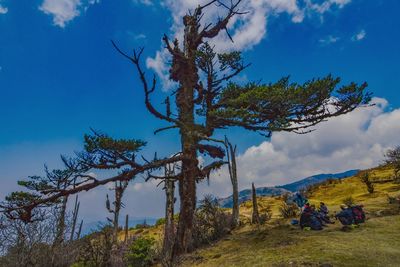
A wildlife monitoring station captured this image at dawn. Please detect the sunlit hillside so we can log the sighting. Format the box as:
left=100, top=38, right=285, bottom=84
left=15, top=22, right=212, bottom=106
left=179, top=165, right=400, bottom=267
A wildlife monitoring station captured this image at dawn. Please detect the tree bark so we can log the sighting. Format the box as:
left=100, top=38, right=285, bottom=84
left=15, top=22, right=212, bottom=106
left=54, top=195, right=68, bottom=245
left=69, top=195, right=79, bottom=242
left=113, top=187, right=121, bottom=244
left=125, top=214, right=129, bottom=243
left=173, top=133, right=198, bottom=256
left=172, top=20, right=200, bottom=256
left=251, top=183, right=260, bottom=225
left=77, top=219, right=83, bottom=240
left=162, top=179, right=175, bottom=265
left=225, top=137, right=239, bottom=228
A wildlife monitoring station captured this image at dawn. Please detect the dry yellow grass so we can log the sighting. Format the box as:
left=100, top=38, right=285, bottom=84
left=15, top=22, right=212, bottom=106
left=179, top=165, right=400, bottom=267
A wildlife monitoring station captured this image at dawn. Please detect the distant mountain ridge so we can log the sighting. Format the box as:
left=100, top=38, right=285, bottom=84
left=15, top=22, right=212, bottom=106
left=217, top=169, right=359, bottom=208
left=277, top=169, right=359, bottom=192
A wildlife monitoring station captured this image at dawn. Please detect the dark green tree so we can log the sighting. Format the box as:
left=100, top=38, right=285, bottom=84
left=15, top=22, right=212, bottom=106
left=1, top=0, right=371, bottom=262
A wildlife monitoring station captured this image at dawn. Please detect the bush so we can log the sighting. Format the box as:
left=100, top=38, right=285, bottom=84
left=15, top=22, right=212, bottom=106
left=155, top=214, right=179, bottom=227
left=125, top=237, right=156, bottom=267
left=360, top=172, right=374, bottom=194
left=74, top=227, right=114, bottom=267
left=259, top=203, right=272, bottom=224
left=279, top=202, right=298, bottom=219
left=193, top=195, right=231, bottom=247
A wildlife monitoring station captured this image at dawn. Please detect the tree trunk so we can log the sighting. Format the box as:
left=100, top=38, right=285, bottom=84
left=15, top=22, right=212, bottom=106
left=251, top=183, right=260, bottom=224
left=173, top=139, right=197, bottom=256
left=162, top=179, right=175, bottom=266
left=172, top=75, right=198, bottom=257
left=77, top=219, right=83, bottom=239
left=54, top=195, right=68, bottom=245
left=113, top=187, right=121, bottom=244
left=171, top=15, right=202, bottom=258
left=125, top=214, right=129, bottom=243
left=225, top=137, right=239, bottom=228
left=69, top=195, right=79, bottom=242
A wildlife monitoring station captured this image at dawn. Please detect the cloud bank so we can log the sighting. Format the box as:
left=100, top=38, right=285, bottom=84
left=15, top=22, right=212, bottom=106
left=198, top=97, right=400, bottom=198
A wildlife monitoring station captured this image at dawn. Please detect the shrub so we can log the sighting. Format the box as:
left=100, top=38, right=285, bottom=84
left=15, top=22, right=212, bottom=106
left=155, top=214, right=179, bottom=227
left=125, top=237, right=156, bottom=267
left=279, top=202, right=298, bottom=218
left=193, top=195, right=231, bottom=247
left=360, top=172, right=374, bottom=194
left=155, top=217, right=166, bottom=226
left=388, top=195, right=400, bottom=213
left=259, top=203, right=272, bottom=224
left=74, top=227, right=114, bottom=267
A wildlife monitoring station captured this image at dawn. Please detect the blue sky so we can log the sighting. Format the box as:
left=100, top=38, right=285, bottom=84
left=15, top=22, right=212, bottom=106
left=1, top=0, right=400, bottom=221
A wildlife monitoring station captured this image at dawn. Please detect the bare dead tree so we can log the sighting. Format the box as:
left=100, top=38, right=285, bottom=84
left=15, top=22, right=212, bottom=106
left=106, top=180, right=129, bottom=243
left=162, top=164, right=178, bottom=265
left=251, top=183, right=260, bottom=225
left=224, top=136, right=239, bottom=228
left=124, top=214, right=129, bottom=243
left=77, top=219, right=83, bottom=240
left=69, top=195, right=80, bottom=242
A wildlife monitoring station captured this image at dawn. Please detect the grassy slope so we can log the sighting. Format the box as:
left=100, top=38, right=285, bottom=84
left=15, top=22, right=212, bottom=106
left=181, top=165, right=400, bottom=267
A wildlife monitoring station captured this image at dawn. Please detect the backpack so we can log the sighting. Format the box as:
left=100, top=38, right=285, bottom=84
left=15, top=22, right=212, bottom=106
left=352, top=205, right=365, bottom=224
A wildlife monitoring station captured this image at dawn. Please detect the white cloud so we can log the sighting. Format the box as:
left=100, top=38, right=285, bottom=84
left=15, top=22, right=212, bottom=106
left=134, top=33, right=146, bottom=40
left=146, top=50, right=178, bottom=91
left=352, top=29, right=366, bottom=41
left=319, top=35, right=340, bottom=45
left=39, top=0, right=100, bottom=28
left=199, top=97, right=400, bottom=198
left=0, top=1, right=8, bottom=14
left=144, top=0, right=352, bottom=89
left=306, top=0, right=351, bottom=14
left=133, top=0, right=153, bottom=6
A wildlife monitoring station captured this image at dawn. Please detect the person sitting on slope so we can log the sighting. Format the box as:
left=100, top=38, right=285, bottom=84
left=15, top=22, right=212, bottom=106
left=300, top=203, right=323, bottom=230
left=335, top=204, right=354, bottom=226
left=318, top=202, right=334, bottom=224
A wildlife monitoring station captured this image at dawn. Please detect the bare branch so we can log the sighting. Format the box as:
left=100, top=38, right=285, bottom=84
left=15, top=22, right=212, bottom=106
left=111, top=40, right=180, bottom=125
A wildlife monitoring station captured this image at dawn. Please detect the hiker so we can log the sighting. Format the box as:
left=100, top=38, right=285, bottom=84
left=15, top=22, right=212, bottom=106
left=318, top=202, right=334, bottom=224
left=300, top=203, right=323, bottom=230
left=311, top=204, right=327, bottom=227
left=335, top=204, right=354, bottom=226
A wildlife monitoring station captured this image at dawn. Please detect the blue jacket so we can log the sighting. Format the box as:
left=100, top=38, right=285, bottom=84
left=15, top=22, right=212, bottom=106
left=336, top=208, right=354, bottom=225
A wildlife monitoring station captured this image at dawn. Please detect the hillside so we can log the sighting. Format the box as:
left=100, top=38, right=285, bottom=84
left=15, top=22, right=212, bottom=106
left=218, top=187, right=289, bottom=208
left=277, top=169, right=359, bottom=192
left=218, top=170, right=359, bottom=208
left=180, top=165, right=400, bottom=267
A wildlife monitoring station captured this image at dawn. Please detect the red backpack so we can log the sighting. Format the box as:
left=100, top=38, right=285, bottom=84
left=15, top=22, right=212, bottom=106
left=352, top=205, right=365, bottom=224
